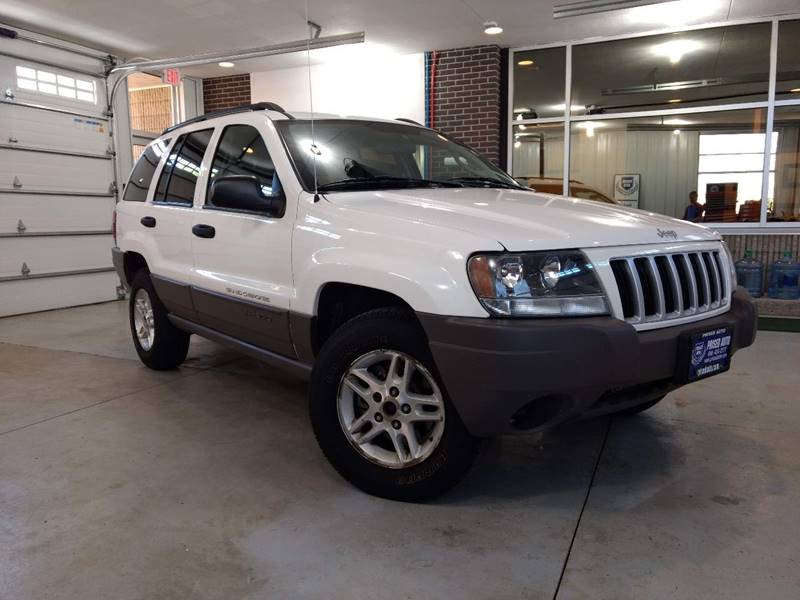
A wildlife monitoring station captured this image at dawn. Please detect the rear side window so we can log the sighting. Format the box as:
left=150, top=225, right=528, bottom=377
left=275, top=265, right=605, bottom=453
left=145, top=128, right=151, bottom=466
left=154, top=128, right=213, bottom=205
left=123, top=138, right=170, bottom=202
left=207, top=124, right=279, bottom=202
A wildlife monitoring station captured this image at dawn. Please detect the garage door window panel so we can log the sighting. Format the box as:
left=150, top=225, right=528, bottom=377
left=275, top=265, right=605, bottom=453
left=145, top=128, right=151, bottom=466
left=153, top=129, right=213, bottom=206
left=15, top=66, right=97, bottom=104
left=123, top=138, right=171, bottom=202
left=206, top=124, right=282, bottom=211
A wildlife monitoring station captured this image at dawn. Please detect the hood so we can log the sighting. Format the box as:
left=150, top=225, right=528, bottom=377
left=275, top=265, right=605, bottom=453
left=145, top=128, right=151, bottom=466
left=327, top=187, right=720, bottom=251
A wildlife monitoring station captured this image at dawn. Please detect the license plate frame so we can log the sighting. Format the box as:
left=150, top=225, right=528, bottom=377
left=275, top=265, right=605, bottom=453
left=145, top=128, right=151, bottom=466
left=676, top=325, right=734, bottom=384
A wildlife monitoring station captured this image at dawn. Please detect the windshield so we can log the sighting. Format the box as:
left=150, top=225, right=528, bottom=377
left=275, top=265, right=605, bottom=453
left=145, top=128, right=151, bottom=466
left=275, top=119, right=520, bottom=192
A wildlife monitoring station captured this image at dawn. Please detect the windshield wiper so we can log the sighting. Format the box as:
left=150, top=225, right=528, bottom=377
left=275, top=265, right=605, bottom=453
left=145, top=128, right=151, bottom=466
left=446, top=176, right=521, bottom=189
left=316, top=176, right=463, bottom=192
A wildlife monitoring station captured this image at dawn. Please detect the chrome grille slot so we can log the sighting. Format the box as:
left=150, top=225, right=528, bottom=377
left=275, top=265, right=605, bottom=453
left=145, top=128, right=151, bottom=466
left=610, top=247, right=731, bottom=326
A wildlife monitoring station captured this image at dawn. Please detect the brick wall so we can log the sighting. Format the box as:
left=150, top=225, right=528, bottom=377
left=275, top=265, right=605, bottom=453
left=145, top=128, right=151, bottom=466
left=427, top=46, right=504, bottom=166
left=202, top=74, right=251, bottom=113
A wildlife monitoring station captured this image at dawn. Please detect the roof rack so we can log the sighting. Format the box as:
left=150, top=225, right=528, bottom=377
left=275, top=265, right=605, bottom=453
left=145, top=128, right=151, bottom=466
left=395, top=118, right=423, bottom=126
left=162, top=102, right=294, bottom=135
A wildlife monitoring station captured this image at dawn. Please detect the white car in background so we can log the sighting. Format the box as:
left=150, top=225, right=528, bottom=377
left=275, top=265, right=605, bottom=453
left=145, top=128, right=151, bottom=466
left=112, top=103, right=757, bottom=501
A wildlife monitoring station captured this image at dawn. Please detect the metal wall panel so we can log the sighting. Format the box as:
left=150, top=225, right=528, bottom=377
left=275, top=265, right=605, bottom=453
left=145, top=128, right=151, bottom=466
left=0, top=235, right=114, bottom=278
left=0, top=192, right=113, bottom=234
left=0, top=102, right=110, bottom=156
left=0, top=147, right=113, bottom=194
left=0, top=271, right=118, bottom=317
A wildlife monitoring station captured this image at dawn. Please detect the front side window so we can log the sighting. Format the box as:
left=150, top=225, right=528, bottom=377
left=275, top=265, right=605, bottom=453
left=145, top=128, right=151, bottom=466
left=276, top=120, right=519, bottom=192
left=123, top=138, right=170, bottom=202
left=153, top=129, right=213, bottom=205
left=207, top=125, right=279, bottom=203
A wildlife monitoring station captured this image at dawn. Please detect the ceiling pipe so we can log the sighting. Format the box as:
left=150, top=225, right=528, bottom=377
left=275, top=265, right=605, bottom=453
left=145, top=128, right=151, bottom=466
left=106, top=30, right=364, bottom=109
left=109, top=31, right=364, bottom=74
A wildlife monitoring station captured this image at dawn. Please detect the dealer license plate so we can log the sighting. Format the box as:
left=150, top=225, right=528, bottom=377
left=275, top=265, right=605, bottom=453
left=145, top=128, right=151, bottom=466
left=681, top=326, right=733, bottom=382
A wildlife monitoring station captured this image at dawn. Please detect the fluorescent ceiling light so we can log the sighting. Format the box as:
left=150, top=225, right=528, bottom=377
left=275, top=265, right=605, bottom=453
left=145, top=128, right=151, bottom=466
left=791, top=88, right=800, bottom=93
left=553, top=0, right=675, bottom=19
left=576, top=121, right=604, bottom=137
left=552, top=103, right=585, bottom=112
left=517, top=59, right=535, bottom=67
left=484, top=22, right=503, bottom=35
left=513, top=107, right=531, bottom=114
left=668, top=98, right=682, bottom=103
left=673, top=129, right=681, bottom=135
left=663, top=118, right=691, bottom=125
left=514, top=140, right=522, bottom=148
left=218, top=61, right=235, bottom=68
left=652, top=39, right=702, bottom=64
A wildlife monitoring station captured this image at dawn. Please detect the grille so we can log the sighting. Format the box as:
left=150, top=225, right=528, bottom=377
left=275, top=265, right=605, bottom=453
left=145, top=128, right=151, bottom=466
left=610, top=250, right=730, bottom=325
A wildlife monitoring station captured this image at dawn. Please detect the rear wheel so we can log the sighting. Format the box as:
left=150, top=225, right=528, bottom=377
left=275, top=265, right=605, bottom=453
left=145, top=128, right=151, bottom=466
left=310, top=307, right=479, bottom=502
left=129, top=270, right=190, bottom=370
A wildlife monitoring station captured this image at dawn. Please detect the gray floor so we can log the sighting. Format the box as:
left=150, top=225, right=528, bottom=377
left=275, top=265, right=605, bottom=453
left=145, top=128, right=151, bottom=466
left=1, top=301, right=798, bottom=600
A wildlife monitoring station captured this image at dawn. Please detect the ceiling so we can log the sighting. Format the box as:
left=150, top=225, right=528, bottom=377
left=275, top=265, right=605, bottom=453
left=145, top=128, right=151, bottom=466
left=1, top=0, right=799, bottom=78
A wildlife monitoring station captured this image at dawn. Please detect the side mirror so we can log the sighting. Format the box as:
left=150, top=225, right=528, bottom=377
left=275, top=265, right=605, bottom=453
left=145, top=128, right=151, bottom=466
left=208, top=175, right=286, bottom=217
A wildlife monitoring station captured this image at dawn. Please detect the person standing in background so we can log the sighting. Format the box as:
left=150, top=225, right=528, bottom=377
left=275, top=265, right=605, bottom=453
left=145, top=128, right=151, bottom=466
left=683, top=190, right=704, bottom=222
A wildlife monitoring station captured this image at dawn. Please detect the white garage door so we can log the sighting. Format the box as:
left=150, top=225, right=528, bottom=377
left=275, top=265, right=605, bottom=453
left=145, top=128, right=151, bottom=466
left=0, top=34, right=120, bottom=317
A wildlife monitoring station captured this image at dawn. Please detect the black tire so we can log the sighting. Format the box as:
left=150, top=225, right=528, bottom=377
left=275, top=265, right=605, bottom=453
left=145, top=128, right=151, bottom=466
left=615, top=394, right=666, bottom=416
left=129, top=270, right=190, bottom=370
left=310, top=307, right=480, bottom=502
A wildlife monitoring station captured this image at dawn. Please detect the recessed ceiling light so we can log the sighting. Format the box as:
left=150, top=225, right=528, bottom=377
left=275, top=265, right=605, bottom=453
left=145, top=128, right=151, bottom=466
left=218, top=61, right=235, bottom=68
left=673, top=129, right=681, bottom=135
left=514, top=140, right=522, bottom=148
left=484, top=21, right=503, bottom=35
left=652, top=39, right=702, bottom=64
left=517, top=59, right=534, bottom=67
left=668, top=98, right=682, bottom=103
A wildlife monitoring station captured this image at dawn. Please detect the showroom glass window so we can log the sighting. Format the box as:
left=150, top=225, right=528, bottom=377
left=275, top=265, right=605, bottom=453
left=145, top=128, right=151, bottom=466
left=154, top=129, right=213, bottom=205
left=207, top=124, right=280, bottom=205
left=509, top=17, right=800, bottom=228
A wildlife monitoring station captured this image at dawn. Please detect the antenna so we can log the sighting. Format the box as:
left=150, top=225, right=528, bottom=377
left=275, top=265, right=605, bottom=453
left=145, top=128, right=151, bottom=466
left=305, top=2, right=320, bottom=202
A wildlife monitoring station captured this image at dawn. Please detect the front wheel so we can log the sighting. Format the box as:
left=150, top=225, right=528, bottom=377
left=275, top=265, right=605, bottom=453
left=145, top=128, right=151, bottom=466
left=310, top=307, right=479, bottom=502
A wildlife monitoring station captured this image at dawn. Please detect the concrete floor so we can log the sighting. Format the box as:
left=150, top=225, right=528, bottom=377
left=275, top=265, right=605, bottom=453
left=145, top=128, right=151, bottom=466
left=1, top=301, right=798, bottom=600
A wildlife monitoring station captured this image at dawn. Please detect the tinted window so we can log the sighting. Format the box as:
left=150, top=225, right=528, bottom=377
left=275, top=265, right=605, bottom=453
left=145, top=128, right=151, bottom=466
left=154, top=128, right=213, bottom=205
left=207, top=125, right=279, bottom=204
left=123, top=138, right=170, bottom=202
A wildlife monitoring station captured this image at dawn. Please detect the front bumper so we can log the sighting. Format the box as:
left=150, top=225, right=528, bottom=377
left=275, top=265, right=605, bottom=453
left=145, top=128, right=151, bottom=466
left=418, top=287, right=757, bottom=437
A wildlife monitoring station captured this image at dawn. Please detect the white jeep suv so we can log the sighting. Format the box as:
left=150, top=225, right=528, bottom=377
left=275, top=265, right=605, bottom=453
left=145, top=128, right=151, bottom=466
left=112, top=102, right=756, bottom=501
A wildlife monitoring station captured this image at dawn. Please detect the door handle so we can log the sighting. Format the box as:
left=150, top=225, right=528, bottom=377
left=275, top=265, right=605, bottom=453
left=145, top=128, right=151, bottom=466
left=192, top=224, right=216, bottom=238
left=140, top=216, right=156, bottom=228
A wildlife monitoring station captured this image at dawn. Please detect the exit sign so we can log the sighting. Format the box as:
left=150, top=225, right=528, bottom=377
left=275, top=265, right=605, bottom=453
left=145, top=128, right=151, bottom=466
left=162, top=68, right=181, bottom=86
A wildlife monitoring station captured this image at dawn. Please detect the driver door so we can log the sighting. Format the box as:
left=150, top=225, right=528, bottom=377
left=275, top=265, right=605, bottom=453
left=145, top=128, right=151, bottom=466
left=189, top=123, right=295, bottom=357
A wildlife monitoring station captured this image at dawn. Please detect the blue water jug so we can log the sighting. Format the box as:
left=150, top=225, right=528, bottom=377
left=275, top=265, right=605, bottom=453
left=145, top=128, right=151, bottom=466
left=767, top=251, right=800, bottom=300
left=735, top=249, right=763, bottom=297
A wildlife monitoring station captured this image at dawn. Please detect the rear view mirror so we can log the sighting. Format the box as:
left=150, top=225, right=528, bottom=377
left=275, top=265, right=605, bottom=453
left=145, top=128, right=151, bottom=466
left=208, top=175, right=285, bottom=217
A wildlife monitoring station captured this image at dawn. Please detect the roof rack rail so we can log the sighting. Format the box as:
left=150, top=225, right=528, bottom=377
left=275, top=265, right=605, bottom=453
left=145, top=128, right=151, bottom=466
left=395, top=118, right=423, bottom=126
left=162, top=102, right=294, bottom=135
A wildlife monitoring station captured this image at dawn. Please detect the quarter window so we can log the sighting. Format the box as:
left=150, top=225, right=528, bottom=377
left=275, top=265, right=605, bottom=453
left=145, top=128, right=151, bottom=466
left=154, top=129, right=213, bottom=205
left=123, top=138, right=170, bottom=202
left=207, top=124, right=280, bottom=203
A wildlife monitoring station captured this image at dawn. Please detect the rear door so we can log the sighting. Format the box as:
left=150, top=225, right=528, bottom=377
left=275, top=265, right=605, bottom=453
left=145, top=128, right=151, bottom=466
left=189, top=123, right=295, bottom=357
left=144, top=127, right=214, bottom=319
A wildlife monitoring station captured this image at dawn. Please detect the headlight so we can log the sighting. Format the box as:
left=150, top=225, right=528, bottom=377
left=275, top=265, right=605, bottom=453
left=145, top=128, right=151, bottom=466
left=721, top=241, right=738, bottom=293
left=467, top=251, right=609, bottom=317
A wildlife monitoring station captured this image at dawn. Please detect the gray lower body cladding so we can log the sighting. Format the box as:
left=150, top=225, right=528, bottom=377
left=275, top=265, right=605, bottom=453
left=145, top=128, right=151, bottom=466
left=417, top=288, right=757, bottom=437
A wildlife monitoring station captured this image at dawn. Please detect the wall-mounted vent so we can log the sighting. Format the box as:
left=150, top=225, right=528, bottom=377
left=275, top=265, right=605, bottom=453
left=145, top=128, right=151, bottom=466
left=554, top=0, right=676, bottom=19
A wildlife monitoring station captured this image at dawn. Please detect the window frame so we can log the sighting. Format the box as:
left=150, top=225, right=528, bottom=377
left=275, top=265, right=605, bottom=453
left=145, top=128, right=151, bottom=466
left=151, top=127, right=214, bottom=208
left=508, top=14, right=800, bottom=232
left=203, top=123, right=284, bottom=218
